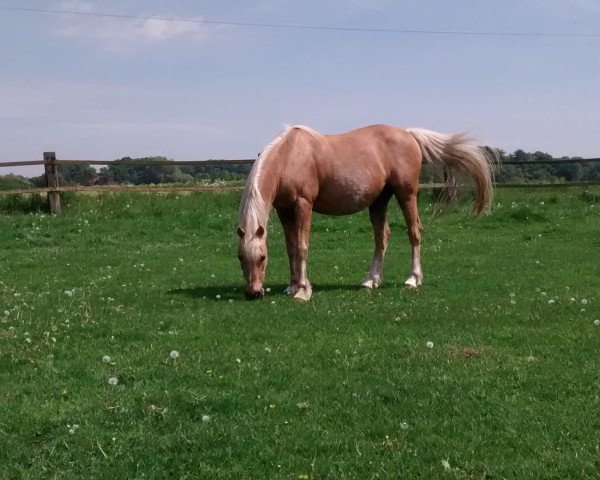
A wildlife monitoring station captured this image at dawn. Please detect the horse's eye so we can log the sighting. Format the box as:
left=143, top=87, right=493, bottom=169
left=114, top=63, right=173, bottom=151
left=238, top=254, right=243, bottom=261
left=259, top=255, right=266, bottom=263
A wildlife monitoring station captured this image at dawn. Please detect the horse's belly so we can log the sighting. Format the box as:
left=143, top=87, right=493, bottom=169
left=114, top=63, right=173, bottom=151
left=313, top=176, right=384, bottom=215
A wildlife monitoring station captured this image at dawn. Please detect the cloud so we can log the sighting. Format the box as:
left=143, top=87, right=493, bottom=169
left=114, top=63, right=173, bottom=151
left=53, top=1, right=213, bottom=52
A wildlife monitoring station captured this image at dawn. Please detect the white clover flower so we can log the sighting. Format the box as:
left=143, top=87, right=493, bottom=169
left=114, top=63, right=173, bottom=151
left=169, top=350, right=179, bottom=359
left=102, top=355, right=111, bottom=363
left=68, top=428, right=75, bottom=434
left=264, top=347, right=272, bottom=353
left=441, top=460, right=451, bottom=470
left=266, top=287, right=271, bottom=293
left=594, top=319, right=600, bottom=326
left=107, top=377, right=118, bottom=386
left=548, top=299, right=555, bottom=304
left=236, top=358, right=241, bottom=364
left=215, top=295, right=221, bottom=299
left=64, top=290, right=74, bottom=297
left=581, top=299, right=588, bottom=305
left=426, top=341, right=434, bottom=349
left=3, top=310, right=9, bottom=316
left=400, top=422, right=410, bottom=430
left=202, top=415, right=211, bottom=422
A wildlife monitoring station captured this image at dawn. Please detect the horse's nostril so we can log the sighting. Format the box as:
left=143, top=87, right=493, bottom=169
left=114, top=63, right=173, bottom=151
left=245, top=291, right=263, bottom=300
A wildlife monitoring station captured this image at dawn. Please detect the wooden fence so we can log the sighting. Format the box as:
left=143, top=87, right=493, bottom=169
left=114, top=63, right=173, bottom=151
left=1, top=153, right=599, bottom=214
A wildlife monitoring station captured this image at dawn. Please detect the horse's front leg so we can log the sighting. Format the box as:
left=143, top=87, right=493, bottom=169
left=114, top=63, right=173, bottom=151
left=361, top=197, right=391, bottom=289
left=276, top=208, right=300, bottom=295
left=292, top=198, right=313, bottom=301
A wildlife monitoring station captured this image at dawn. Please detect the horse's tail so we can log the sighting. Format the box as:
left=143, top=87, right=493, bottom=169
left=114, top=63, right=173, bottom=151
left=407, top=128, right=495, bottom=215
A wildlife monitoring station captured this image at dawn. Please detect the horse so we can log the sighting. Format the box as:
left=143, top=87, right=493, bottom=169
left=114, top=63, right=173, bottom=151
left=237, top=124, right=494, bottom=301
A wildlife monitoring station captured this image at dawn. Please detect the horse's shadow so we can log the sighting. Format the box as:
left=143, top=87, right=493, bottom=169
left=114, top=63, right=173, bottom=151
left=167, top=282, right=366, bottom=301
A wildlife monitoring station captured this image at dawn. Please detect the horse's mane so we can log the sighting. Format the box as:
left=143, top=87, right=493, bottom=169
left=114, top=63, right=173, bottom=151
left=239, top=125, right=308, bottom=233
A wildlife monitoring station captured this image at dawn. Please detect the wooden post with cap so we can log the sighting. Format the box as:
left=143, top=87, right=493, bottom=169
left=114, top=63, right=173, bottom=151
left=44, top=152, right=61, bottom=214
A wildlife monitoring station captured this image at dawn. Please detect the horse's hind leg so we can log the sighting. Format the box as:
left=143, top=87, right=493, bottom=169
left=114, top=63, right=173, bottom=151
left=361, top=195, right=392, bottom=289
left=397, top=192, right=423, bottom=289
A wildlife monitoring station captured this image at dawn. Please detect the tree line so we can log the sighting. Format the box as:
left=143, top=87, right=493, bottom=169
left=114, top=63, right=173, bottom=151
left=1, top=150, right=599, bottom=191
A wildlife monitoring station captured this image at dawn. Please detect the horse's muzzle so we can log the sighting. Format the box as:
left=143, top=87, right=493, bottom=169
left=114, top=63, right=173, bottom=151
left=245, top=289, right=265, bottom=300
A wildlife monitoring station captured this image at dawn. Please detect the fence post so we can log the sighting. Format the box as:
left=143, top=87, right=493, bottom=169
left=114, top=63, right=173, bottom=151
left=44, top=152, right=61, bottom=214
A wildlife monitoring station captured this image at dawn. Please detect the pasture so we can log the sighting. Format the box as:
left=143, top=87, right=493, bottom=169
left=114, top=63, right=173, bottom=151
left=1, top=187, right=599, bottom=479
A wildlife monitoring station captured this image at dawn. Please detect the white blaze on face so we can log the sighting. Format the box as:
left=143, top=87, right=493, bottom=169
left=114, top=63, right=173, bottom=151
left=237, top=225, right=268, bottom=297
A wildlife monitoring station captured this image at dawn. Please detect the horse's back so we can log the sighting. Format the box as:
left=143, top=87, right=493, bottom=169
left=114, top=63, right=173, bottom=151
left=274, top=125, right=422, bottom=215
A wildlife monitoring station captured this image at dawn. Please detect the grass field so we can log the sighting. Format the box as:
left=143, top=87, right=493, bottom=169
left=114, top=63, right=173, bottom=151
left=1, top=187, right=599, bottom=479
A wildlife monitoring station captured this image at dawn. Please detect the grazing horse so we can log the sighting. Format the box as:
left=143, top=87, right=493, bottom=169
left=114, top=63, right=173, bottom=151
left=237, top=124, right=494, bottom=301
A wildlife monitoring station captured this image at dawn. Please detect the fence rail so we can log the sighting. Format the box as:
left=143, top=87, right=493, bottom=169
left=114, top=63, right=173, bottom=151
left=2, top=153, right=600, bottom=213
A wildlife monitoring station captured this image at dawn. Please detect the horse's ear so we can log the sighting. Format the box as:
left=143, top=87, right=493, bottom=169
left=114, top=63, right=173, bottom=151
left=237, top=227, right=245, bottom=238
left=255, top=225, right=265, bottom=238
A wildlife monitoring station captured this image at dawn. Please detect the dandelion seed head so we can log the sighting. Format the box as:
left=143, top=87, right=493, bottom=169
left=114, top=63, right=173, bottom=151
left=169, top=350, right=179, bottom=359
left=426, top=341, right=434, bottom=349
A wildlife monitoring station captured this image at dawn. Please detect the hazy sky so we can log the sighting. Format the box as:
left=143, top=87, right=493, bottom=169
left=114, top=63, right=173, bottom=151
left=1, top=0, right=599, bottom=177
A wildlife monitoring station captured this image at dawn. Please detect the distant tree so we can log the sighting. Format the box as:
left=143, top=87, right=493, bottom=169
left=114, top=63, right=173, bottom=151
left=57, top=164, right=97, bottom=186
left=0, top=174, right=33, bottom=191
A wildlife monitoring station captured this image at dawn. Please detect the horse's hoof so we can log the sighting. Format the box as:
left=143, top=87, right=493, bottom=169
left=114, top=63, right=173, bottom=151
left=284, top=285, right=298, bottom=295
left=292, top=288, right=312, bottom=301
left=404, top=276, right=421, bottom=289
left=361, top=276, right=381, bottom=289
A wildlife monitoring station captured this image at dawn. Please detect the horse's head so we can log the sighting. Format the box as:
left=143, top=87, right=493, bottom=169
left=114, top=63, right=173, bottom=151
left=237, top=225, right=268, bottom=299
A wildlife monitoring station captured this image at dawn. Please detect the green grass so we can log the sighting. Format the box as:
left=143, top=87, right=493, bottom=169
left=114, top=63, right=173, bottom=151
left=1, top=188, right=599, bottom=479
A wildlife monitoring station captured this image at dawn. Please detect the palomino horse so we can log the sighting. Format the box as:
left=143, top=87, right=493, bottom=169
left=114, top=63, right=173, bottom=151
left=237, top=124, right=494, bottom=300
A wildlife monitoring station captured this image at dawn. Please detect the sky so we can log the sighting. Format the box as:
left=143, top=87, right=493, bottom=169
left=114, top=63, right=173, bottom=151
left=1, top=0, right=599, bottom=177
